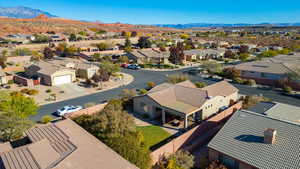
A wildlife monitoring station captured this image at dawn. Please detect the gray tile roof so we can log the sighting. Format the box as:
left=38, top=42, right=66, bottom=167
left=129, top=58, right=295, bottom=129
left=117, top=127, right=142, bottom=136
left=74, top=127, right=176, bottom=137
left=234, top=61, right=292, bottom=74
left=248, top=102, right=300, bottom=124
left=208, top=110, right=300, bottom=169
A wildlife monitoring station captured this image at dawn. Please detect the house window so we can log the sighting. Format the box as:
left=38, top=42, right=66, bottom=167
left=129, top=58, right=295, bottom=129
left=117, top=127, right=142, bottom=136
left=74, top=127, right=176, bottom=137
left=261, top=73, right=266, bottom=78
left=140, top=102, right=148, bottom=112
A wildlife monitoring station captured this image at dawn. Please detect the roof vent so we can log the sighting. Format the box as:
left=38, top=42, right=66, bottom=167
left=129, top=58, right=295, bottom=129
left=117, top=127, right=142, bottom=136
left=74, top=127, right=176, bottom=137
left=264, top=128, right=277, bottom=144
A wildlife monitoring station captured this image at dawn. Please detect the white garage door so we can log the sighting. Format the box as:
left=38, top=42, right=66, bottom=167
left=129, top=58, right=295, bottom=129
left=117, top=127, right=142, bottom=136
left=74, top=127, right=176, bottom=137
left=53, top=75, right=71, bottom=86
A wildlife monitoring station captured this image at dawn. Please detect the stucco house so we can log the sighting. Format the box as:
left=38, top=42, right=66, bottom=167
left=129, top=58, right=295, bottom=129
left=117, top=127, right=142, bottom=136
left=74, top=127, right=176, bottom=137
left=184, top=49, right=226, bottom=60
left=208, top=103, right=300, bottom=169
left=76, top=63, right=99, bottom=79
left=133, top=80, right=238, bottom=128
left=0, top=66, right=7, bottom=85
left=0, top=119, right=138, bottom=169
left=233, top=60, right=300, bottom=89
left=25, top=61, right=76, bottom=86
left=127, top=49, right=170, bottom=64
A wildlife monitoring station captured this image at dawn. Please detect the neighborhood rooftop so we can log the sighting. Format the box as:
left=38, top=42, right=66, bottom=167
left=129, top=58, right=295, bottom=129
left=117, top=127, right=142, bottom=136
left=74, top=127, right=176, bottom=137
left=0, top=119, right=138, bottom=169
left=234, top=61, right=293, bottom=74
left=248, top=102, right=300, bottom=123
left=146, top=80, right=238, bottom=114
left=208, top=110, right=300, bottom=169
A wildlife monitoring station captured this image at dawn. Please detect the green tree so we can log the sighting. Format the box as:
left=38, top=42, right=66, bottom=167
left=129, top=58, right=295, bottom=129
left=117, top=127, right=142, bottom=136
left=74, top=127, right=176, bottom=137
left=69, top=33, right=77, bottom=41
left=95, top=43, right=109, bottom=51
left=0, top=113, right=33, bottom=141
left=137, top=37, right=152, bottom=48
left=100, top=61, right=120, bottom=76
left=258, top=50, right=278, bottom=59
left=0, top=92, right=38, bottom=141
left=239, top=53, right=250, bottom=61
left=194, top=82, right=207, bottom=88
left=12, top=48, right=32, bottom=56
left=0, top=50, right=8, bottom=68
left=0, top=93, right=39, bottom=119
left=202, top=61, right=223, bottom=74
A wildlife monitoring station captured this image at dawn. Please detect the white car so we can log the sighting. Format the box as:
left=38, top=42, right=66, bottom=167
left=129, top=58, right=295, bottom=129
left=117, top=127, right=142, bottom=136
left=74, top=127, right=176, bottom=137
left=56, top=105, right=83, bottom=116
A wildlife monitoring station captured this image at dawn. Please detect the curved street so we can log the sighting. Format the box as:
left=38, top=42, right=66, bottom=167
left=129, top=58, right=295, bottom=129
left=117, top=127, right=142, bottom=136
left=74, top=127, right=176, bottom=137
left=32, top=68, right=300, bottom=121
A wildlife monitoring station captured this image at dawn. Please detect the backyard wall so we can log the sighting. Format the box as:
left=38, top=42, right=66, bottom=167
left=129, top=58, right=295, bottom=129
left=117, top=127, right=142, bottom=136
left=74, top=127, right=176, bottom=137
left=150, top=101, right=242, bottom=164
left=64, top=103, right=108, bottom=118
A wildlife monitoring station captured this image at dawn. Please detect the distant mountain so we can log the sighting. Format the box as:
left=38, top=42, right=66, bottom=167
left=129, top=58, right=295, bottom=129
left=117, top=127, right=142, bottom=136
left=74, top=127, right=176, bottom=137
left=155, top=23, right=300, bottom=29
left=0, top=6, right=57, bottom=19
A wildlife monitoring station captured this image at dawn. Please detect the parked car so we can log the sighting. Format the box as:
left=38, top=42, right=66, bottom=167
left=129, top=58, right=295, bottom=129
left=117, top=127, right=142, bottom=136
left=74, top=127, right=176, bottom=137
left=127, top=64, right=141, bottom=70
left=121, top=63, right=129, bottom=68
left=56, top=105, right=83, bottom=116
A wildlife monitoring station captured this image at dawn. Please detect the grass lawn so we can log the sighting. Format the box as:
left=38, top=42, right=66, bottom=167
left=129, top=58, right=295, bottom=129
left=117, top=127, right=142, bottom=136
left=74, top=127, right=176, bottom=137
left=136, top=125, right=171, bottom=150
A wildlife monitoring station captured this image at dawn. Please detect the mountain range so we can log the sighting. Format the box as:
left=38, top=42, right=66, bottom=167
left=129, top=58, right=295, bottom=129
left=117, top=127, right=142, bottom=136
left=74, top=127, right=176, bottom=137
left=155, top=23, right=300, bottom=29
left=0, top=6, right=57, bottom=18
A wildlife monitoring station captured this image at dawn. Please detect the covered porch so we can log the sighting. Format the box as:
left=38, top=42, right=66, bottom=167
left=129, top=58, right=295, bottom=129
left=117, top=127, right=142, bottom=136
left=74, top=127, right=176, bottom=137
left=155, top=106, right=203, bottom=129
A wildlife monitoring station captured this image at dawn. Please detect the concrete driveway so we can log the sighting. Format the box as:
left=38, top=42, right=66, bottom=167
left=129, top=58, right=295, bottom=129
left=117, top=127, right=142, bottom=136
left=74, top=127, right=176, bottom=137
left=58, top=83, right=86, bottom=98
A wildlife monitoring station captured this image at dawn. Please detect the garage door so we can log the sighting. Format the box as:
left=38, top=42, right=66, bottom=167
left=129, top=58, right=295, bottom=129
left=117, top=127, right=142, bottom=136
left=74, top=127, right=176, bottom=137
left=53, top=75, right=71, bottom=86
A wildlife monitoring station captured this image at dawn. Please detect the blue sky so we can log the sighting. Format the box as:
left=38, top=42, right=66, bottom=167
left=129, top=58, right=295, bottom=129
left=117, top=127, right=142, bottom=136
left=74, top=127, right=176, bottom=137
left=1, top=0, right=300, bottom=24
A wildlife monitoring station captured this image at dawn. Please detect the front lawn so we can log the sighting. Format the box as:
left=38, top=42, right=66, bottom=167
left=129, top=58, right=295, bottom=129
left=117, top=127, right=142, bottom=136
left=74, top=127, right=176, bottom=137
left=136, top=125, right=171, bottom=150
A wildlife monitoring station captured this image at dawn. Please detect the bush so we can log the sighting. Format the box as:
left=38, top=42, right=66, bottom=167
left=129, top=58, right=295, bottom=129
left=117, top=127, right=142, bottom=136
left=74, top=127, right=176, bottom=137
left=246, top=79, right=256, bottom=86
left=194, top=82, right=207, bottom=88
left=168, top=73, right=189, bottom=84
left=233, top=77, right=245, bottom=84
left=84, top=102, right=96, bottom=108
left=142, top=113, right=150, bottom=119
left=40, top=115, right=54, bottom=124
left=139, top=88, right=148, bottom=95
left=7, top=80, right=14, bottom=85
left=283, top=85, right=293, bottom=94
left=20, top=88, right=30, bottom=94
left=45, top=89, right=52, bottom=93
left=147, top=81, right=156, bottom=89
left=242, top=95, right=271, bottom=109
left=27, top=89, right=39, bottom=96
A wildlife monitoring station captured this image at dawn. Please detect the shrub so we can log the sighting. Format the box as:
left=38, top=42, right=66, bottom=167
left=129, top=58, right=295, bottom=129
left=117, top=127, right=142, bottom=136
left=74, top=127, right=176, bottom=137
left=139, top=89, right=148, bottom=95
left=283, top=85, right=293, bottom=94
left=233, top=77, right=245, bottom=84
left=45, top=89, right=52, bottom=93
left=194, top=82, right=207, bottom=88
left=142, top=113, right=150, bottom=119
left=147, top=81, right=156, bottom=89
left=7, top=80, right=14, bottom=85
left=20, top=88, right=30, bottom=94
left=40, top=115, right=54, bottom=124
left=246, top=79, right=256, bottom=86
left=84, top=102, right=96, bottom=108
left=27, top=89, right=39, bottom=96
left=168, top=73, right=189, bottom=84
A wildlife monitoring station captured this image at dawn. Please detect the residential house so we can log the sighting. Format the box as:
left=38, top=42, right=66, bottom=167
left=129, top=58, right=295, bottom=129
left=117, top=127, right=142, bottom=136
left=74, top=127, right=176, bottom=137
left=208, top=104, right=300, bottom=169
left=75, top=63, right=99, bottom=79
left=0, top=67, right=7, bottom=85
left=133, top=80, right=238, bottom=128
left=25, top=60, right=76, bottom=86
left=127, top=49, right=170, bottom=64
left=50, top=34, right=66, bottom=42
left=234, top=60, right=300, bottom=89
left=0, top=119, right=138, bottom=169
left=184, top=49, right=226, bottom=60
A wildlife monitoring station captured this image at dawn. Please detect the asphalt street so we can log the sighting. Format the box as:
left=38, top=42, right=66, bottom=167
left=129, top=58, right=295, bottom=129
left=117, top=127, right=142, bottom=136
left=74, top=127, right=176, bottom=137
left=32, top=68, right=300, bottom=121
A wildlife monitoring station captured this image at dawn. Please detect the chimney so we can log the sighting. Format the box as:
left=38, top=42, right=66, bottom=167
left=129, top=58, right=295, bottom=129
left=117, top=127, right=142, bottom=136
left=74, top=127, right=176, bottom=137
left=264, top=128, right=277, bottom=144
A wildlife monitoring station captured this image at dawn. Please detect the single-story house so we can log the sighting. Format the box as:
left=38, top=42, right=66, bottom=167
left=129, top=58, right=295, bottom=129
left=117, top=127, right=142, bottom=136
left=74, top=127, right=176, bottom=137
left=133, top=80, right=238, bottom=128
left=234, top=61, right=300, bottom=89
left=75, top=63, right=99, bottom=79
left=184, top=49, right=226, bottom=60
left=0, top=119, right=138, bottom=169
left=0, top=66, right=7, bottom=85
left=127, top=49, right=170, bottom=64
left=25, top=61, right=76, bottom=86
left=208, top=105, right=300, bottom=169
